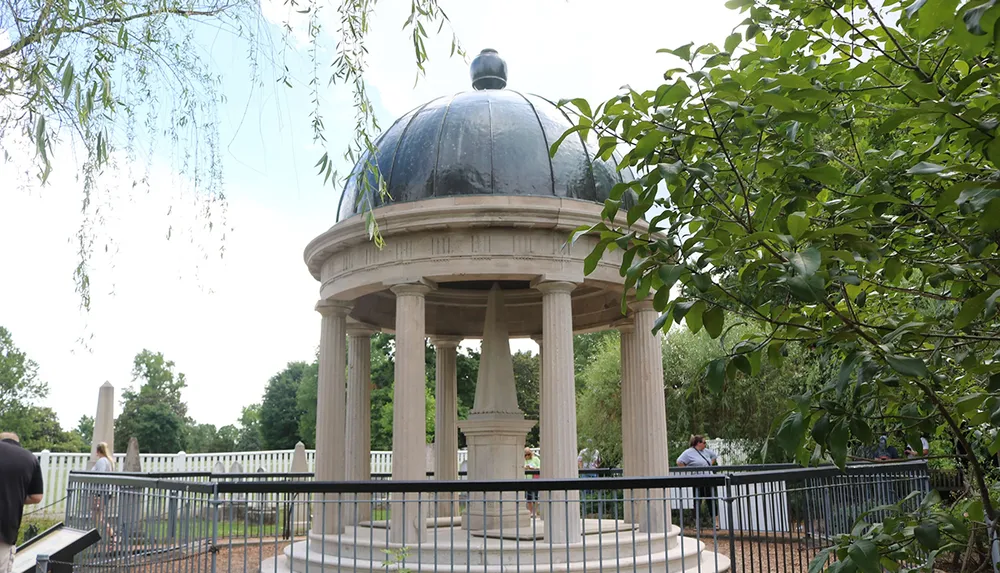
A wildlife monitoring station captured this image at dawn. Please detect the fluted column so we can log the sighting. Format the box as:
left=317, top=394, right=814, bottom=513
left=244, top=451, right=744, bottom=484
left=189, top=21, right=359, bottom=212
left=313, top=299, right=352, bottom=536
left=345, top=324, right=376, bottom=525
left=535, top=280, right=582, bottom=544
left=618, top=322, right=638, bottom=524
left=630, top=300, right=670, bottom=532
left=390, top=283, right=431, bottom=544
left=531, top=335, right=543, bottom=441
left=432, top=336, right=461, bottom=518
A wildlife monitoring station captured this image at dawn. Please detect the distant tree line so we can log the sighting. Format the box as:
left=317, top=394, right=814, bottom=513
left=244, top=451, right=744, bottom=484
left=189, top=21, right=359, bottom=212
left=0, top=326, right=90, bottom=452
left=252, top=333, right=541, bottom=451
left=2, top=322, right=830, bottom=459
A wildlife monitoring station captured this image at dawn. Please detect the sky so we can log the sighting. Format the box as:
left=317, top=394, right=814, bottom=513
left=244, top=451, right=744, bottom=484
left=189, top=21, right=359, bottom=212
left=0, top=1, right=743, bottom=432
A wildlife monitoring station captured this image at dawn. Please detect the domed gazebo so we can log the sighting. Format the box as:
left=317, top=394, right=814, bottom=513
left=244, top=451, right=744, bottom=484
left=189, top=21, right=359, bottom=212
left=270, top=49, right=729, bottom=573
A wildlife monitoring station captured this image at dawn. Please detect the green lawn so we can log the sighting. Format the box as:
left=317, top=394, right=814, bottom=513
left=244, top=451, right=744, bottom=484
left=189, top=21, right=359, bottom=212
left=18, top=518, right=60, bottom=545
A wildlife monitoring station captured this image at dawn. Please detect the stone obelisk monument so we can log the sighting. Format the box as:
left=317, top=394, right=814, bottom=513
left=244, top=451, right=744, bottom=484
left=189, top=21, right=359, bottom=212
left=458, top=284, right=536, bottom=532
left=88, top=382, right=115, bottom=470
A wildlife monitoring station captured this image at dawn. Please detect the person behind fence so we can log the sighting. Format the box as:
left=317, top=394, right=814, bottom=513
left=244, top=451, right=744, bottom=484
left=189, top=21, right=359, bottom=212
left=873, top=435, right=899, bottom=461
left=905, top=436, right=930, bottom=458
left=91, top=442, right=118, bottom=548
left=0, top=432, right=44, bottom=573
left=577, top=440, right=601, bottom=478
left=523, top=447, right=541, bottom=518
left=676, top=435, right=719, bottom=522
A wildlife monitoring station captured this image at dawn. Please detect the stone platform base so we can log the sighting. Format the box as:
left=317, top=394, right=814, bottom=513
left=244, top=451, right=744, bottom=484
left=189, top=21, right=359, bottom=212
left=259, top=519, right=731, bottom=573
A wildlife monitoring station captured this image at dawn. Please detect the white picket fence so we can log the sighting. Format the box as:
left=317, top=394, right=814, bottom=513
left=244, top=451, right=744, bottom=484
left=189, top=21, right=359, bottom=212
left=31, top=448, right=467, bottom=518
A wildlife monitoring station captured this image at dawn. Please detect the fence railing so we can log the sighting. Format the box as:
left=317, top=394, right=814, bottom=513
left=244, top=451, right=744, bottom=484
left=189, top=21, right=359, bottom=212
left=32, top=449, right=437, bottom=517
left=56, top=460, right=931, bottom=573
left=32, top=439, right=756, bottom=518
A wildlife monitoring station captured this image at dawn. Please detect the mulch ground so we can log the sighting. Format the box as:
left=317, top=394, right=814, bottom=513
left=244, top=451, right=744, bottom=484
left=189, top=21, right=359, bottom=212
left=682, top=527, right=824, bottom=573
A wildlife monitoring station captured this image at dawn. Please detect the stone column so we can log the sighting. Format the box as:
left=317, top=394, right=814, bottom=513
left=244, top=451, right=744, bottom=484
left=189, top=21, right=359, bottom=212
left=432, top=336, right=461, bottom=518
left=531, top=335, right=544, bottom=521
left=534, top=280, right=582, bottom=544
left=630, top=300, right=671, bottom=533
left=531, top=335, right=543, bottom=446
left=345, top=324, right=376, bottom=525
left=313, top=300, right=351, bottom=536
left=618, top=322, right=637, bottom=524
left=390, top=283, right=431, bottom=544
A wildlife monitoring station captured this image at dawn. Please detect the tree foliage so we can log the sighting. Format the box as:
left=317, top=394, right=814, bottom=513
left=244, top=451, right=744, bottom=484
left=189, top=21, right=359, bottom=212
left=259, top=361, right=314, bottom=450
left=76, top=415, right=94, bottom=443
left=186, top=422, right=238, bottom=453
left=16, top=406, right=90, bottom=452
left=576, top=326, right=827, bottom=468
left=115, top=349, right=189, bottom=452
left=560, top=0, right=1000, bottom=567
left=512, top=350, right=540, bottom=447
left=1, top=0, right=463, bottom=307
left=0, top=326, right=48, bottom=421
left=0, top=327, right=86, bottom=451
left=236, top=403, right=262, bottom=451
left=0, top=0, right=256, bottom=307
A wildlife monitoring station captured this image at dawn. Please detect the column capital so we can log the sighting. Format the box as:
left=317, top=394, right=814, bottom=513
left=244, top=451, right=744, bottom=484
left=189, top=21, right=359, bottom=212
left=346, top=322, right=378, bottom=337
left=615, top=320, right=636, bottom=334
left=316, top=299, right=353, bottom=316
left=627, top=299, right=656, bottom=313
left=531, top=279, right=578, bottom=295
left=430, top=336, right=463, bottom=349
left=530, top=335, right=543, bottom=346
left=389, top=281, right=434, bottom=297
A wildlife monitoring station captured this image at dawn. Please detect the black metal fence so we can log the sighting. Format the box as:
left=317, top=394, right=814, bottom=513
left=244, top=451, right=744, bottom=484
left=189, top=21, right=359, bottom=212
left=58, top=460, right=930, bottom=572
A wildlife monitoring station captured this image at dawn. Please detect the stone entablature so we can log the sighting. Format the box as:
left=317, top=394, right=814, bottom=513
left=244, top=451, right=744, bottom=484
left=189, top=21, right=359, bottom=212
left=306, top=197, right=639, bottom=299
left=304, top=197, right=645, bottom=335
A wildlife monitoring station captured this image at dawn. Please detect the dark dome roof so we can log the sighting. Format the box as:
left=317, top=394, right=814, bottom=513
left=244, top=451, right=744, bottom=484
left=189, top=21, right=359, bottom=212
left=336, top=88, right=635, bottom=222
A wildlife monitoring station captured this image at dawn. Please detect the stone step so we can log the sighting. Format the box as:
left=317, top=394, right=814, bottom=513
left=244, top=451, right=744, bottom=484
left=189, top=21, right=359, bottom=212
left=312, top=524, right=676, bottom=565
left=264, top=541, right=732, bottom=573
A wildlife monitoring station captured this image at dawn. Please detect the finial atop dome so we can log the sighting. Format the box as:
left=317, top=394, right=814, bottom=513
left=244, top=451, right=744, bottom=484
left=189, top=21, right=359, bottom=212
left=470, top=49, right=507, bottom=90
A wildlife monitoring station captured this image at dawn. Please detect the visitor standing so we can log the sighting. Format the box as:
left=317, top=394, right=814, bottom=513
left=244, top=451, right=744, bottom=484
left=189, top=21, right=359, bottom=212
left=92, top=442, right=115, bottom=473
left=873, top=435, right=899, bottom=461
left=523, top=448, right=541, bottom=518
left=676, top=435, right=719, bottom=469
left=676, top=435, right=719, bottom=524
left=577, top=440, right=601, bottom=477
left=91, top=442, right=118, bottom=547
left=905, top=436, right=930, bottom=458
left=0, top=432, right=44, bottom=573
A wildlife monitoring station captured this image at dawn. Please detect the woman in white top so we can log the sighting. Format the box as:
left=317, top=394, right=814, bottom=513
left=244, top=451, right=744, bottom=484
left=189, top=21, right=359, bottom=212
left=91, top=442, right=117, bottom=547
left=93, top=442, right=115, bottom=472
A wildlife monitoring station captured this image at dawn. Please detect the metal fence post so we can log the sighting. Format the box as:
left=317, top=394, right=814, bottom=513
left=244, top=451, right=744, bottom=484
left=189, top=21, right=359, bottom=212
left=725, top=476, right=737, bottom=571
left=168, top=490, right=179, bottom=542
left=211, top=482, right=220, bottom=573
left=35, top=553, right=49, bottom=573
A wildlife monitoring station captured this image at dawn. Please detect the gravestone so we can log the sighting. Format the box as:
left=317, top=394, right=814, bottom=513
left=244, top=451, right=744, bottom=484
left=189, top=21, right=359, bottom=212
left=120, top=437, right=145, bottom=542
left=123, top=438, right=141, bottom=472
left=248, top=467, right=276, bottom=525
left=288, top=443, right=310, bottom=536
left=228, top=462, right=247, bottom=519
left=291, top=442, right=307, bottom=473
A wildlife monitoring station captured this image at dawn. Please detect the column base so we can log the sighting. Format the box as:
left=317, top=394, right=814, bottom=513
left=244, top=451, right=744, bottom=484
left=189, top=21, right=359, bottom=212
left=458, top=416, right=537, bottom=533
